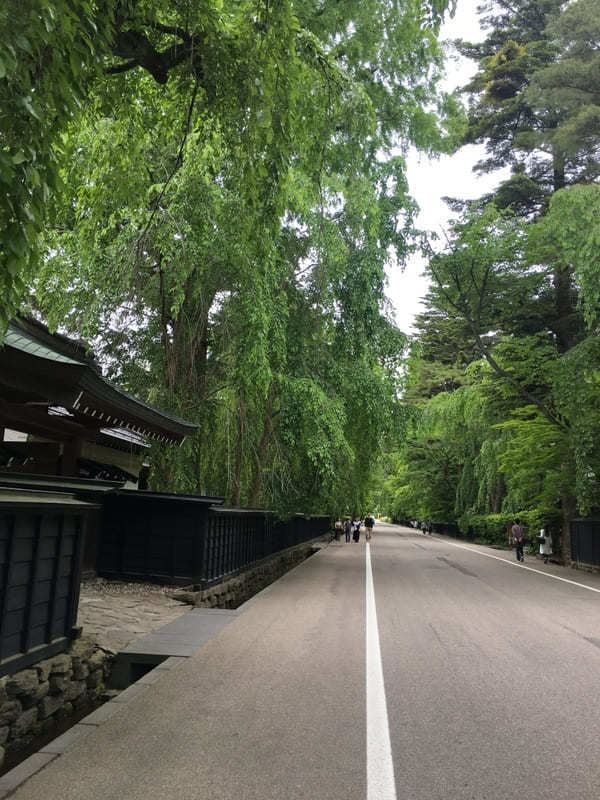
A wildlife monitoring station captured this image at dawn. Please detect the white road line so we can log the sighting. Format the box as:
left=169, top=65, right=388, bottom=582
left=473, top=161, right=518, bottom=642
left=427, top=536, right=600, bottom=595
left=366, top=542, right=397, bottom=800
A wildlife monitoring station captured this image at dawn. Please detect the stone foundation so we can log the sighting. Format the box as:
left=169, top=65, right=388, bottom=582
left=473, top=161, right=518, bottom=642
left=0, top=638, right=113, bottom=771
left=171, top=542, right=322, bottom=609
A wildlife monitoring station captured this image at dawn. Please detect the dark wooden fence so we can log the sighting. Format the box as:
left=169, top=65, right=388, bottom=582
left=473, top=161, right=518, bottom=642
left=0, top=473, right=122, bottom=575
left=97, top=490, right=331, bottom=586
left=571, top=519, right=600, bottom=568
left=199, top=509, right=330, bottom=586
left=97, top=491, right=218, bottom=584
left=0, top=491, right=95, bottom=677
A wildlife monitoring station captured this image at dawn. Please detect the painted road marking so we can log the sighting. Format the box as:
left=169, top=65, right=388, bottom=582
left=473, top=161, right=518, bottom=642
left=366, top=542, right=397, bottom=800
left=421, top=535, right=600, bottom=595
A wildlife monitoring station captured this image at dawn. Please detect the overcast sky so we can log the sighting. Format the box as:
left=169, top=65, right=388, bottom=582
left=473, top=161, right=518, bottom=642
left=386, top=0, right=507, bottom=332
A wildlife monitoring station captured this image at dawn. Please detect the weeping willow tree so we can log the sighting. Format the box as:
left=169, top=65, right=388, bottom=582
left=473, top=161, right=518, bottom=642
left=384, top=196, right=600, bottom=558
left=19, top=0, right=459, bottom=511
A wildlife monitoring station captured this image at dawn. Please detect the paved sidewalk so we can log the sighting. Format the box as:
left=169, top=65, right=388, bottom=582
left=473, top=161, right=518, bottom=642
left=3, top=541, right=362, bottom=800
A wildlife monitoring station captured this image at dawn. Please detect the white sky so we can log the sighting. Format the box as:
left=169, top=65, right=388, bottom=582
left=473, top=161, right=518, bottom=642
left=386, top=0, right=508, bottom=332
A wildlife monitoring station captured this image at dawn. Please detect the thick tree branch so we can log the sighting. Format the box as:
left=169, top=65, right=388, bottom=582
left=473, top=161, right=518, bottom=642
left=105, top=59, right=140, bottom=76
left=428, top=260, right=569, bottom=432
left=145, top=22, right=192, bottom=41
left=105, top=22, right=199, bottom=84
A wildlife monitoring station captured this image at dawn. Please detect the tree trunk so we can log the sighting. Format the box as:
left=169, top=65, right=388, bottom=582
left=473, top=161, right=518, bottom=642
left=158, top=258, right=176, bottom=394
left=552, top=152, right=566, bottom=193
left=553, top=264, right=578, bottom=354
left=231, top=395, right=245, bottom=507
left=150, top=449, right=176, bottom=493
left=559, top=489, right=576, bottom=565
left=491, top=474, right=505, bottom=514
left=171, top=280, right=213, bottom=406
left=249, top=385, right=276, bottom=507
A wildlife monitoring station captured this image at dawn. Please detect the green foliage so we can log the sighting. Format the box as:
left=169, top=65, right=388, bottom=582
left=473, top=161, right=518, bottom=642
left=458, top=0, right=600, bottom=212
left=494, top=406, right=570, bottom=510
left=528, top=184, right=600, bottom=329
left=26, top=0, right=455, bottom=515
left=528, top=0, right=600, bottom=180
left=2, top=0, right=460, bottom=336
left=426, top=204, right=533, bottom=339
left=552, top=336, right=600, bottom=515
left=0, top=0, right=112, bottom=329
left=384, top=198, right=600, bottom=543
left=459, top=509, right=561, bottom=548
left=378, top=0, right=600, bottom=554
left=381, top=385, right=492, bottom=523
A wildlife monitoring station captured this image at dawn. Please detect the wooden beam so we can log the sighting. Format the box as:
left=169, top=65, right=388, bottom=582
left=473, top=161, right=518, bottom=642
left=0, top=399, right=100, bottom=441
left=0, top=442, right=61, bottom=458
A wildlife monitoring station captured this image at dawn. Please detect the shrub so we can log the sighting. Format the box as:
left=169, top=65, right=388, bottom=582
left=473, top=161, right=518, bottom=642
left=459, top=509, right=561, bottom=549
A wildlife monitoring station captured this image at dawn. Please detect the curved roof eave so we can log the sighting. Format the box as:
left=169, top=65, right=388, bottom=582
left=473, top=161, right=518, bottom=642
left=3, top=320, right=198, bottom=445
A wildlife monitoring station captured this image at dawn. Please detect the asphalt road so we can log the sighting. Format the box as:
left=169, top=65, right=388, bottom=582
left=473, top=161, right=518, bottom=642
left=375, top=527, right=600, bottom=799
left=10, top=524, right=600, bottom=799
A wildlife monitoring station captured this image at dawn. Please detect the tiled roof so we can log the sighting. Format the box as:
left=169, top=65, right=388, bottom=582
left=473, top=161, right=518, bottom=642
left=2, top=318, right=197, bottom=443
left=4, top=327, right=82, bottom=365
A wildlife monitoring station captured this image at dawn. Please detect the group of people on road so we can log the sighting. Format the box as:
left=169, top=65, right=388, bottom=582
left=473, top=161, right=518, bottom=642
left=335, top=514, right=554, bottom=563
left=412, top=520, right=433, bottom=534
left=510, top=519, right=553, bottom=563
left=334, top=514, right=376, bottom=543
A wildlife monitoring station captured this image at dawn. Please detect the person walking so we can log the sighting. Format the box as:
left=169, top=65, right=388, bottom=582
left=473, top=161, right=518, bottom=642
left=539, top=526, right=552, bottom=564
left=352, top=516, right=361, bottom=542
left=512, top=519, right=525, bottom=562
left=364, top=513, right=375, bottom=541
left=344, top=518, right=352, bottom=542
left=334, top=518, right=343, bottom=541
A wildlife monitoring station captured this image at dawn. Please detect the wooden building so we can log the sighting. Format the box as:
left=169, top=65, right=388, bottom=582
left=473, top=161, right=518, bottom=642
left=0, top=317, right=198, bottom=676
left=0, top=317, right=197, bottom=483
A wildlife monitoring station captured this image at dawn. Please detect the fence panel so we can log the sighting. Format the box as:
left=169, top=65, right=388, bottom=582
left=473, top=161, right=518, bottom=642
left=571, top=519, right=600, bottom=567
left=97, top=491, right=217, bottom=584
left=98, top=492, right=330, bottom=587
left=204, top=510, right=268, bottom=587
left=0, top=492, right=94, bottom=678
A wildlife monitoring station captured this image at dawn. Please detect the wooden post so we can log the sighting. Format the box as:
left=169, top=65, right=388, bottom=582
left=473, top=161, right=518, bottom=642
left=59, top=437, right=82, bottom=477
left=21, top=514, right=43, bottom=654
left=0, top=514, right=17, bottom=662
left=45, top=515, right=66, bottom=644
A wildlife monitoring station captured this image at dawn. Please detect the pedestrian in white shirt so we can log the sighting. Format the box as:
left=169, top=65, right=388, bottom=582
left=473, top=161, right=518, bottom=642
left=539, top=527, right=552, bottom=564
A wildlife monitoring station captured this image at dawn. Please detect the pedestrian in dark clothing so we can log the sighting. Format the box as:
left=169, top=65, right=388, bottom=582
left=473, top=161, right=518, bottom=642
left=364, top=513, right=375, bottom=541
left=344, top=518, right=352, bottom=543
left=512, top=519, right=525, bottom=562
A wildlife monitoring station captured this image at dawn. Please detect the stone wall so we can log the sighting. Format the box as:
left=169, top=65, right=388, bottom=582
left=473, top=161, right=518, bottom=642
left=0, top=638, right=112, bottom=771
left=172, top=542, right=322, bottom=609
